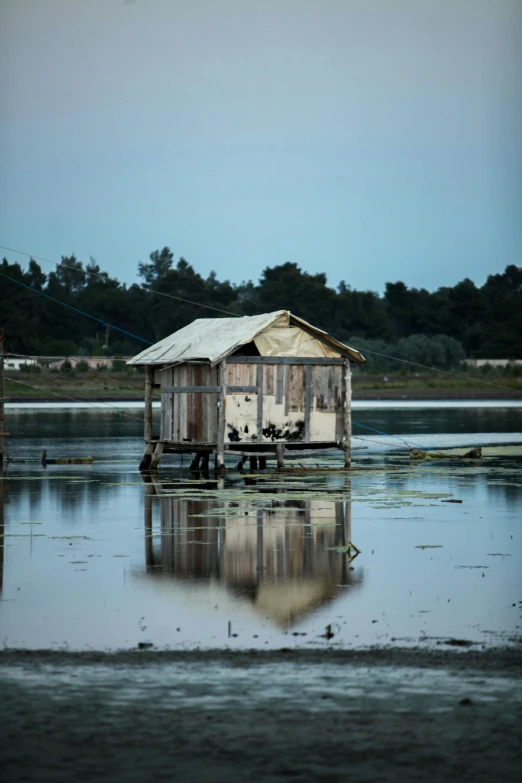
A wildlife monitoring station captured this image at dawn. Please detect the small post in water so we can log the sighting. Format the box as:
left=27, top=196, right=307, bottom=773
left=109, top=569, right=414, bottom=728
left=0, top=329, right=8, bottom=466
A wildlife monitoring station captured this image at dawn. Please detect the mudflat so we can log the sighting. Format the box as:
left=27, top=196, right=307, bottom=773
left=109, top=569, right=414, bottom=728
left=1, top=647, right=521, bottom=782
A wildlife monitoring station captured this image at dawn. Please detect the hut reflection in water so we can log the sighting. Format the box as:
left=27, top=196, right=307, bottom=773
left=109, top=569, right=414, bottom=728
left=143, top=476, right=362, bottom=628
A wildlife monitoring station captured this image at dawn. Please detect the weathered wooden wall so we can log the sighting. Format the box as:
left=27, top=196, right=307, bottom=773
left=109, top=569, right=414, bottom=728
left=226, top=361, right=343, bottom=444
left=159, top=359, right=344, bottom=445
left=159, top=364, right=219, bottom=443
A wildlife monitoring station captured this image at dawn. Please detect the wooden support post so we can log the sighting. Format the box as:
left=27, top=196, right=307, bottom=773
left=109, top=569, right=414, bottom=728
left=276, top=443, right=285, bottom=470
left=189, top=452, right=201, bottom=471
left=342, top=359, right=352, bottom=468
left=256, top=364, right=264, bottom=443
left=237, top=455, right=248, bottom=471
left=139, top=442, right=154, bottom=472
left=249, top=456, right=258, bottom=471
left=216, top=360, right=226, bottom=472
left=201, top=452, right=210, bottom=471
left=149, top=442, right=164, bottom=471
left=144, top=366, right=154, bottom=442
left=0, top=474, right=4, bottom=591
left=259, top=456, right=266, bottom=470
left=0, top=328, right=6, bottom=466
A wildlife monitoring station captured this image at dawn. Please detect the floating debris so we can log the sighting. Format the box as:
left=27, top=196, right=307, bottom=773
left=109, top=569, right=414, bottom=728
left=415, top=545, right=443, bottom=550
left=410, top=448, right=482, bottom=460
left=326, top=543, right=361, bottom=559
left=444, top=638, right=474, bottom=647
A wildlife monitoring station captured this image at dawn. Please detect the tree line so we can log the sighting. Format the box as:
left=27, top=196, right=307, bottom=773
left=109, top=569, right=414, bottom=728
left=1, top=248, right=521, bottom=370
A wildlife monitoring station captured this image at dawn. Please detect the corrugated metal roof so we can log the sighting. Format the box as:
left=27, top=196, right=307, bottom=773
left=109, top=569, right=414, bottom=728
left=127, top=310, right=365, bottom=366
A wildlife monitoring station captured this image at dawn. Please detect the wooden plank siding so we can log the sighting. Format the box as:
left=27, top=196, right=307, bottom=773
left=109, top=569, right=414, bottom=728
left=159, top=359, right=345, bottom=446
left=160, top=364, right=218, bottom=443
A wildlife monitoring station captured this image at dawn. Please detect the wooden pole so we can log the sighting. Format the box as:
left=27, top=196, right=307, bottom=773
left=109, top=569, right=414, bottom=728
left=149, top=441, right=164, bottom=471
left=139, top=365, right=155, bottom=470
left=0, top=476, right=4, bottom=592
left=144, top=366, right=154, bottom=443
left=216, top=360, right=226, bottom=472
left=276, top=443, right=285, bottom=470
left=189, top=452, right=202, bottom=471
left=0, top=328, right=6, bottom=466
left=343, top=359, right=352, bottom=468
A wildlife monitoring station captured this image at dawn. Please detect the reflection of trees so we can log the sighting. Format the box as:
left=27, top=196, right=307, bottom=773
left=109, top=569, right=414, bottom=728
left=354, top=408, right=522, bottom=438
left=1, top=471, right=128, bottom=515
left=8, top=410, right=144, bottom=441
left=144, top=481, right=363, bottom=627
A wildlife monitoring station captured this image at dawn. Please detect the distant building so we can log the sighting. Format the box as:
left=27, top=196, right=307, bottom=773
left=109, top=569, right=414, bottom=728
left=466, top=359, right=522, bottom=368
left=4, top=355, right=133, bottom=371
left=4, top=357, right=38, bottom=371
left=45, top=357, right=133, bottom=370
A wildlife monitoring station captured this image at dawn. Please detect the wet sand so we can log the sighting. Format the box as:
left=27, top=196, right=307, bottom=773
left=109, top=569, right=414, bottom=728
left=1, top=647, right=521, bottom=782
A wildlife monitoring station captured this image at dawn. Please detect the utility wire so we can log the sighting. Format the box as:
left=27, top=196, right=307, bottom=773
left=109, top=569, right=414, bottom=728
left=360, top=348, right=522, bottom=395
left=351, top=420, right=432, bottom=451
left=7, top=351, right=161, bottom=398
left=5, top=376, right=146, bottom=423
left=3, top=244, right=521, bottom=393
left=0, top=243, right=240, bottom=317
left=0, top=270, right=152, bottom=346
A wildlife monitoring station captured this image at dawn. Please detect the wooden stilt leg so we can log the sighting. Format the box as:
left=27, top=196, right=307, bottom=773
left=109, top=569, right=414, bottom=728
left=259, top=456, right=267, bottom=470
left=201, top=452, right=210, bottom=470
left=237, top=455, right=248, bottom=471
left=249, top=456, right=258, bottom=471
left=276, top=444, right=285, bottom=470
left=189, top=452, right=201, bottom=471
left=149, top=442, right=164, bottom=471
left=216, top=360, right=226, bottom=473
left=343, top=359, right=352, bottom=469
left=139, top=442, right=154, bottom=472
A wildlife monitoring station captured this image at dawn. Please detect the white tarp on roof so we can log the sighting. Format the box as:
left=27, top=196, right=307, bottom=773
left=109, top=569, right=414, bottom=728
left=127, top=310, right=364, bottom=365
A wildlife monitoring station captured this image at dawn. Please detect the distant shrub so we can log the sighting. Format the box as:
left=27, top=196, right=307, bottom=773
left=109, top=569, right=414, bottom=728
left=19, top=363, right=41, bottom=373
left=112, top=358, right=126, bottom=372
left=60, top=359, right=73, bottom=373
left=76, top=360, right=89, bottom=372
left=504, top=363, right=522, bottom=378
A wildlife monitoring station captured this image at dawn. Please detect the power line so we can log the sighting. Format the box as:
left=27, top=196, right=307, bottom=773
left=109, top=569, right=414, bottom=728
left=6, top=351, right=161, bottom=399
left=3, top=243, right=521, bottom=395
left=0, top=243, right=240, bottom=317
left=0, top=270, right=152, bottom=346
left=351, top=420, right=432, bottom=451
left=359, top=348, right=522, bottom=395
left=5, top=375, right=146, bottom=423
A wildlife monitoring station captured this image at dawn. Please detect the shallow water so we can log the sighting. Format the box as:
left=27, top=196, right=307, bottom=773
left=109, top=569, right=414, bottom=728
left=1, top=404, right=521, bottom=651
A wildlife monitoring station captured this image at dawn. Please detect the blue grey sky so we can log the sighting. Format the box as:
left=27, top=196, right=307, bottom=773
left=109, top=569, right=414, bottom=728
left=1, top=0, right=521, bottom=293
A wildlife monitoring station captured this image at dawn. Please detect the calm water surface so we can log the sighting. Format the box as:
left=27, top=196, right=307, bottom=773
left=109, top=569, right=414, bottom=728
left=1, top=403, right=521, bottom=650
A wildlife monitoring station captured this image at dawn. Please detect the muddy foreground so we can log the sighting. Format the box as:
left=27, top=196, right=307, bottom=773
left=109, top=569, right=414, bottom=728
left=1, top=647, right=521, bottom=782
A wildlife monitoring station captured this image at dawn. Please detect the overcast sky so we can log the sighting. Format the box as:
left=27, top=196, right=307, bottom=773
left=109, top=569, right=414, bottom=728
left=0, top=0, right=520, bottom=293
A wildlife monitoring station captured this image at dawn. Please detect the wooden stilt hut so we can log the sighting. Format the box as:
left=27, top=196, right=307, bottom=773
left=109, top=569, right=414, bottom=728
left=127, top=310, right=365, bottom=471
